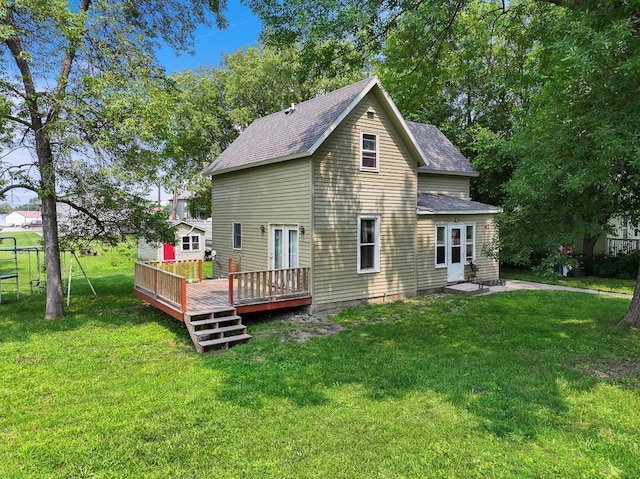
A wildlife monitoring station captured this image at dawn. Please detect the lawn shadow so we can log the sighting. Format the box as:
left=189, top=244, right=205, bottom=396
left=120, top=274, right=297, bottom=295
left=0, top=273, right=189, bottom=348
left=208, top=291, right=635, bottom=439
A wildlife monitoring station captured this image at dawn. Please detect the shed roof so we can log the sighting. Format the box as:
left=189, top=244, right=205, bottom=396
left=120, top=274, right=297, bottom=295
left=170, top=220, right=207, bottom=233
left=407, top=122, right=477, bottom=177
left=205, top=76, right=427, bottom=175
left=417, top=193, right=502, bottom=215
left=8, top=210, right=41, bottom=219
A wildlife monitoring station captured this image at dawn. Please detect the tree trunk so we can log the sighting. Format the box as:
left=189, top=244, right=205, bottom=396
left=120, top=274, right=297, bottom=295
left=36, top=131, right=65, bottom=319
left=582, top=234, right=598, bottom=273
left=620, top=262, right=640, bottom=327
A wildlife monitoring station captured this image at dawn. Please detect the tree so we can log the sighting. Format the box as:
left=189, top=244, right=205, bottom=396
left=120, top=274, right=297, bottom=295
left=502, top=0, right=640, bottom=266
left=378, top=0, right=545, bottom=206
left=143, top=44, right=363, bottom=214
left=247, top=1, right=547, bottom=207
left=16, top=196, right=41, bottom=211
left=0, top=0, right=228, bottom=319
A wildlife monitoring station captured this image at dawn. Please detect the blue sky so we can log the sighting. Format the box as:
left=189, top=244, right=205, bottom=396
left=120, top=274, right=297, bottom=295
left=157, top=1, right=263, bottom=73
left=3, top=2, right=263, bottom=207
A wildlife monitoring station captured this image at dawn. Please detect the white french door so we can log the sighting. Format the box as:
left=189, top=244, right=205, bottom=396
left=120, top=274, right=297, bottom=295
left=271, top=225, right=299, bottom=269
left=447, top=225, right=465, bottom=282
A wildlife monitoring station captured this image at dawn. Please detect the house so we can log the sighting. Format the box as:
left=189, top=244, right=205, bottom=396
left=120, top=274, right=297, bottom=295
left=137, top=221, right=209, bottom=262
left=5, top=210, right=41, bottom=227
left=204, top=76, right=502, bottom=313
left=170, top=190, right=195, bottom=221
left=602, top=215, right=640, bottom=256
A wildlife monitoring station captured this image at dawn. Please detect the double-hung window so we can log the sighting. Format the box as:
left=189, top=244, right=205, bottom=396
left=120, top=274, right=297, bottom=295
left=361, top=132, right=379, bottom=171
left=358, top=214, right=380, bottom=273
left=181, top=235, right=200, bottom=251
left=435, top=225, right=446, bottom=267
left=232, top=222, right=242, bottom=250
left=465, top=224, right=475, bottom=263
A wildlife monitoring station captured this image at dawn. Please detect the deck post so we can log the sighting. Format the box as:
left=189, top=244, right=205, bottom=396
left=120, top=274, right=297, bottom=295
left=181, top=279, right=187, bottom=313
left=228, top=258, right=234, bottom=306
left=153, top=267, right=158, bottom=298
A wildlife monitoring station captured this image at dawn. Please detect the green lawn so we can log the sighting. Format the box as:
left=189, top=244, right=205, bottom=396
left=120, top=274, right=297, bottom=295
left=501, top=267, right=637, bottom=295
left=1, top=236, right=639, bottom=478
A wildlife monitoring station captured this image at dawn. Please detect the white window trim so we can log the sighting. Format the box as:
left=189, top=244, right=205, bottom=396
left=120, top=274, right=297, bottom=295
left=435, top=224, right=447, bottom=268
left=357, top=214, right=381, bottom=274
left=270, top=224, right=299, bottom=270
left=232, top=222, right=242, bottom=250
left=180, top=234, right=201, bottom=252
left=360, top=131, right=379, bottom=172
left=465, top=224, right=476, bottom=264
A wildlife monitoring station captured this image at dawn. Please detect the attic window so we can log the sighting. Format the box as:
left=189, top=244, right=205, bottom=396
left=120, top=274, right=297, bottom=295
left=360, top=132, right=378, bottom=171
left=367, top=111, right=375, bottom=120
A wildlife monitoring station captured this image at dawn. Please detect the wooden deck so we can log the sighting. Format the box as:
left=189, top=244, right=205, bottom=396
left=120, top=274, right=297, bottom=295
left=133, top=260, right=312, bottom=322
left=186, top=278, right=312, bottom=315
left=185, top=279, right=232, bottom=313
left=134, top=260, right=312, bottom=352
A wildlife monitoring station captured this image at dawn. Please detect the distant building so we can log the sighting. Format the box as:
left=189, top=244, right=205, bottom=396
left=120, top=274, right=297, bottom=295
left=5, top=210, right=41, bottom=227
left=137, top=220, right=211, bottom=262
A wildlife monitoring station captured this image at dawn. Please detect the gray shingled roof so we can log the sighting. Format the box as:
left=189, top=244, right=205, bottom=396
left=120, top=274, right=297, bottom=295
left=417, top=193, right=502, bottom=214
left=205, top=77, right=380, bottom=174
left=205, top=76, right=475, bottom=177
left=407, top=122, right=478, bottom=176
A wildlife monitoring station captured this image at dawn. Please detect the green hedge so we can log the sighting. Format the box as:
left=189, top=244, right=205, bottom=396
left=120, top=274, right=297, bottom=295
left=589, top=251, right=640, bottom=279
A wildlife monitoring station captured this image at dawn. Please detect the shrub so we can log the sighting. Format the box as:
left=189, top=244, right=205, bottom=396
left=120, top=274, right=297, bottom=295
left=590, top=251, right=640, bottom=279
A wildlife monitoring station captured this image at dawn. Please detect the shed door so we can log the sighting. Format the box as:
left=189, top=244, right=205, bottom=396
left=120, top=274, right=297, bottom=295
left=163, top=243, right=175, bottom=261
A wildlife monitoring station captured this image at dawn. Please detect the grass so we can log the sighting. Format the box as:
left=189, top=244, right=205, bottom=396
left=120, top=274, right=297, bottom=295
left=1, top=234, right=639, bottom=478
left=501, top=267, right=637, bottom=295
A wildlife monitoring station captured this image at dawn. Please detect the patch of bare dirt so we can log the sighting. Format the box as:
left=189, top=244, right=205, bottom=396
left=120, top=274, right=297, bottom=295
left=572, top=359, right=640, bottom=388
left=275, top=311, right=346, bottom=343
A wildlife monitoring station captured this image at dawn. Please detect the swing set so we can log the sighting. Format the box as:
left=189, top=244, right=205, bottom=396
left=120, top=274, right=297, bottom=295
left=0, top=235, right=97, bottom=305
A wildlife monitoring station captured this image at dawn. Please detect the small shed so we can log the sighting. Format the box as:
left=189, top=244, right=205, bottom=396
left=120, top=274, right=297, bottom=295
left=137, top=221, right=208, bottom=262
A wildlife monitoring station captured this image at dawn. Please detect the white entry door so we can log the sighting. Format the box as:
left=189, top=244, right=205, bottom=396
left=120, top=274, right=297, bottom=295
left=271, top=225, right=299, bottom=269
left=447, top=225, right=465, bottom=282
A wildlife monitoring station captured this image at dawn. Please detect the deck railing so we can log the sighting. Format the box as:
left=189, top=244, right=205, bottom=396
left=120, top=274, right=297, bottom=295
left=144, top=259, right=203, bottom=282
left=134, top=261, right=187, bottom=312
left=228, top=262, right=310, bottom=306
left=607, top=238, right=640, bottom=257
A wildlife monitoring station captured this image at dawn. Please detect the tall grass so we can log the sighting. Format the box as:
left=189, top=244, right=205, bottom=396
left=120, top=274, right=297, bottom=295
left=1, top=234, right=639, bottom=478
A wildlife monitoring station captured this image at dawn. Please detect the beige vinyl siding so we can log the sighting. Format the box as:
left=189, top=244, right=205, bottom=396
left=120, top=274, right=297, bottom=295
left=212, top=158, right=312, bottom=276
left=417, top=214, right=499, bottom=291
left=312, top=91, right=418, bottom=307
left=418, top=173, right=470, bottom=199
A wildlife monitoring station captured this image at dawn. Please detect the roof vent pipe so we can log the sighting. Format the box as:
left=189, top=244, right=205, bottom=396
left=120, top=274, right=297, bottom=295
left=285, top=103, right=295, bottom=115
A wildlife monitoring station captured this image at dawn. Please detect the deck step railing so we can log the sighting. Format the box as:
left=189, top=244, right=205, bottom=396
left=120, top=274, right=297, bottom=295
left=228, top=261, right=310, bottom=306
left=134, top=261, right=187, bottom=312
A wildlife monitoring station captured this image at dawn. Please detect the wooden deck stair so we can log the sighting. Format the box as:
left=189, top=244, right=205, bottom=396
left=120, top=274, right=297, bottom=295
left=184, top=307, right=251, bottom=353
